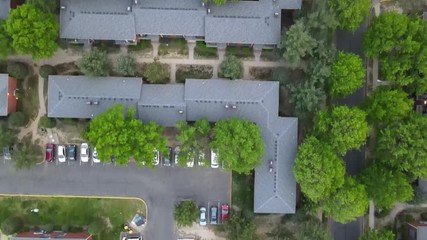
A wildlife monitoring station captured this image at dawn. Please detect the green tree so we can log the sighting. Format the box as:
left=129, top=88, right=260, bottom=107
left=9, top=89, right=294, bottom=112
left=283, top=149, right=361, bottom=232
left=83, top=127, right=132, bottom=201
left=39, top=65, right=56, bottom=80
left=224, top=213, right=257, bottom=240
left=323, top=177, right=369, bottom=224
left=7, top=62, right=29, bottom=81
left=13, top=139, right=42, bottom=170
left=174, top=200, right=198, bottom=227
left=219, top=55, right=243, bottom=80
left=359, top=229, right=395, bottom=240
left=176, top=120, right=211, bottom=167
left=143, top=58, right=170, bottom=83
left=328, top=0, right=370, bottom=32
left=364, top=87, right=413, bottom=125
left=328, top=52, right=365, bottom=98
left=313, top=106, right=369, bottom=155
left=0, top=20, right=14, bottom=60
left=288, top=79, right=326, bottom=119
left=295, top=221, right=332, bottom=240
left=359, top=162, right=413, bottom=209
left=85, top=105, right=167, bottom=167
left=5, top=4, right=58, bottom=59
left=210, top=118, right=264, bottom=174
left=116, top=55, right=136, bottom=77
left=0, top=216, right=23, bottom=235
left=88, top=218, right=105, bottom=236
left=77, top=49, right=110, bottom=76
left=280, top=20, right=317, bottom=68
left=375, top=112, right=427, bottom=179
left=26, top=0, right=59, bottom=13
left=0, top=124, right=16, bottom=149
left=8, top=112, right=27, bottom=127
left=294, top=136, right=345, bottom=203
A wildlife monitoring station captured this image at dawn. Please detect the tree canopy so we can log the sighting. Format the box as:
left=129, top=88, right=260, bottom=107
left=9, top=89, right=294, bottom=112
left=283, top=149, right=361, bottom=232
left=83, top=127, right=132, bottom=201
left=323, top=177, right=369, bottom=224
left=7, top=62, right=29, bottom=81
left=313, top=106, right=369, bottom=155
left=294, top=221, right=332, bottom=240
left=210, top=118, right=264, bottom=174
left=359, top=229, right=395, bottom=240
left=77, top=49, right=110, bottom=76
left=280, top=20, right=317, bottom=68
left=1, top=216, right=23, bottom=235
left=174, top=200, right=198, bottom=227
left=5, top=4, right=58, bottom=59
left=0, top=124, right=15, bottom=150
left=328, top=52, right=365, bottom=98
left=375, top=112, right=427, bottom=179
left=219, top=55, right=243, bottom=80
left=176, top=120, right=211, bottom=166
left=328, top=0, right=370, bottom=32
left=364, top=87, right=413, bottom=125
left=293, top=136, right=345, bottom=203
left=359, top=162, right=413, bottom=209
left=85, top=104, right=167, bottom=167
left=224, top=213, right=257, bottom=240
left=26, top=0, right=59, bottom=13
left=143, top=58, right=170, bottom=84
left=116, top=55, right=136, bottom=77
left=0, top=20, right=13, bottom=60
left=288, top=80, right=326, bottom=119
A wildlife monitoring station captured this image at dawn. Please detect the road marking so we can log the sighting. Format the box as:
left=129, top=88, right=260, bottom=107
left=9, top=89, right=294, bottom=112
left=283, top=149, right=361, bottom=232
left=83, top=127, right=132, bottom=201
left=207, top=201, right=210, bottom=224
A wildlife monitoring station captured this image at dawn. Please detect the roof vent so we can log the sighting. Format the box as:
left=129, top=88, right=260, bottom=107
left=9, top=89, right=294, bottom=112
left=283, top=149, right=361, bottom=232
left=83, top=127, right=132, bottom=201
left=127, top=6, right=132, bottom=12
left=178, top=110, right=184, bottom=114
left=86, top=101, right=92, bottom=105
left=93, top=101, right=99, bottom=105
left=232, top=105, right=237, bottom=109
left=274, top=12, right=279, bottom=17
left=134, top=0, right=138, bottom=4
left=207, top=8, right=211, bottom=14
left=224, top=104, right=229, bottom=109
left=269, top=167, right=273, bottom=173
left=202, top=2, right=205, bottom=6
left=60, top=5, right=67, bottom=10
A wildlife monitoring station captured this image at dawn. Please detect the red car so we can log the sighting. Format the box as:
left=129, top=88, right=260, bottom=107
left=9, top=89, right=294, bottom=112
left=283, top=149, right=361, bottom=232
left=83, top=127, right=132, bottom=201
left=221, top=204, right=229, bottom=222
left=45, top=144, right=55, bottom=162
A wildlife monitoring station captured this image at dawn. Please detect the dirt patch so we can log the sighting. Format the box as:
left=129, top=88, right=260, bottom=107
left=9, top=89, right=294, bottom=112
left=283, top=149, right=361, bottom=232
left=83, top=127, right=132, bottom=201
left=178, top=223, right=226, bottom=240
left=249, top=67, right=274, bottom=80
left=54, top=62, right=79, bottom=75
left=55, top=120, right=89, bottom=144
left=176, top=65, right=213, bottom=83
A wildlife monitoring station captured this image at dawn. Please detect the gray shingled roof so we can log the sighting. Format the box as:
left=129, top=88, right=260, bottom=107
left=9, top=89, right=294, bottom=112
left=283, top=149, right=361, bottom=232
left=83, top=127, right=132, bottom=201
left=0, top=0, right=9, bottom=20
left=59, top=0, right=301, bottom=46
left=138, top=84, right=186, bottom=126
left=134, top=8, right=205, bottom=37
left=60, top=0, right=136, bottom=41
left=0, top=74, right=8, bottom=116
left=47, top=76, right=142, bottom=119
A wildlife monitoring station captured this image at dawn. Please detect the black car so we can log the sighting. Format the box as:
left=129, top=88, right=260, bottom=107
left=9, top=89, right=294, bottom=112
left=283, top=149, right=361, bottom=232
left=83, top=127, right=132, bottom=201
left=163, top=147, right=172, bottom=166
left=68, top=144, right=77, bottom=161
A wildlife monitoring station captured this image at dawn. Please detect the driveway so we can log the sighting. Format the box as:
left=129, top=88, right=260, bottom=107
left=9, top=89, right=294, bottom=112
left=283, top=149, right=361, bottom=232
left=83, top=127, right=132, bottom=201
left=0, top=160, right=231, bottom=240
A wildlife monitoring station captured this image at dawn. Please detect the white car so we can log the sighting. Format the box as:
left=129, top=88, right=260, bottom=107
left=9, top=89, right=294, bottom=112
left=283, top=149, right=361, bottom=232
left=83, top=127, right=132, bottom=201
left=80, top=143, right=89, bottom=163
left=153, top=149, right=159, bottom=165
left=211, top=149, right=219, bottom=168
left=199, top=207, right=207, bottom=226
left=92, top=147, right=100, bottom=163
left=57, top=145, right=66, bottom=163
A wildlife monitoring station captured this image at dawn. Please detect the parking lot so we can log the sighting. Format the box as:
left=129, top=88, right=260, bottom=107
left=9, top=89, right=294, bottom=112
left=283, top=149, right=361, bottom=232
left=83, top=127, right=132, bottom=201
left=0, top=149, right=231, bottom=240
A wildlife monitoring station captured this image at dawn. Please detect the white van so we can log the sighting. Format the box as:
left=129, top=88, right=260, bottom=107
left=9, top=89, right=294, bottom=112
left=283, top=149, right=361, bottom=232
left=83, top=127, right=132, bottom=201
left=211, top=149, right=219, bottom=168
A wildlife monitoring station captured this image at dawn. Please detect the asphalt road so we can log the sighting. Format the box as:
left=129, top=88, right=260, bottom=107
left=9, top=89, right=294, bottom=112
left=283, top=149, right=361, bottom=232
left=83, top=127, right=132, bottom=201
left=332, top=22, right=368, bottom=240
left=0, top=160, right=231, bottom=240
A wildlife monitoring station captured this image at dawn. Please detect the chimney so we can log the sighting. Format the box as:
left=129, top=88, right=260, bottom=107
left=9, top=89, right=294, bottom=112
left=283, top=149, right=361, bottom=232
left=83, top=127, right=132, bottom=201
left=60, top=5, right=67, bottom=10
left=274, top=12, right=279, bottom=17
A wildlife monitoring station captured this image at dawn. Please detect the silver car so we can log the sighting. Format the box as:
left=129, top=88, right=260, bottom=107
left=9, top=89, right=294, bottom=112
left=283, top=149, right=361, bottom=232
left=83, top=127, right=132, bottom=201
left=210, top=206, right=218, bottom=224
left=199, top=207, right=207, bottom=226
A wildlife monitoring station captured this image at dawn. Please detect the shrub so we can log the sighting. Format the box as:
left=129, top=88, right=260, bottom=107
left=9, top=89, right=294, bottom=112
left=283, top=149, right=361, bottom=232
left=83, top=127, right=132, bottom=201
left=421, top=212, right=427, bottom=221
left=175, top=65, right=213, bottom=83
left=143, top=58, right=170, bottom=84
left=77, top=49, right=110, bottom=76
left=8, top=112, right=27, bottom=127
left=116, top=55, right=136, bottom=76
left=38, top=116, right=56, bottom=128
left=61, top=224, right=70, bottom=232
left=174, top=200, right=198, bottom=227
left=1, top=216, right=24, bottom=235
left=39, top=65, right=56, bottom=79
left=219, top=55, right=243, bottom=80
left=7, top=62, right=29, bottom=80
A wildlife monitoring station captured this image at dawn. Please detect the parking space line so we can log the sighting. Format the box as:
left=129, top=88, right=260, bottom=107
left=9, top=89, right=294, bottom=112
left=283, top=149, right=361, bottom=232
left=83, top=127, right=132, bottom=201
left=207, top=201, right=210, bottom=224
left=79, top=159, right=82, bottom=166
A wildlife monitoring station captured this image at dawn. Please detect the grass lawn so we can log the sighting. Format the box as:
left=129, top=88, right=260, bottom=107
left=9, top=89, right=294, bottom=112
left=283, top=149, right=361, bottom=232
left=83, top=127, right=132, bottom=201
left=17, top=74, right=39, bottom=125
left=260, top=49, right=281, bottom=61
left=159, top=38, right=188, bottom=56
left=226, top=46, right=253, bottom=59
left=176, top=64, right=213, bottom=83
left=128, top=40, right=152, bottom=53
left=232, top=172, right=254, bottom=213
left=0, top=196, right=146, bottom=240
left=194, top=42, right=217, bottom=59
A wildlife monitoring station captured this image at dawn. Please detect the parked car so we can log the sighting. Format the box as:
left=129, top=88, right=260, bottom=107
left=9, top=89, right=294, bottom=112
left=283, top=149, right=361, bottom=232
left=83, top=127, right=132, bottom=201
left=199, top=207, right=207, bottom=226
left=186, top=152, right=195, bottom=168
left=68, top=144, right=76, bottom=161
left=211, top=149, right=219, bottom=168
left=80, top=143, right=89, bottom=162
left=221, top=204, right=229, bottom=222
left=210, top=206, right=218, bottom=224
left=163, top=147, right=172, bottom=166
left=198, top=150, right=206, bottom=166
left=153, top=149, right=159, bottom=165
left=92, top=147, right=100, bottom=163
left=57, top=145, right=67, bottom=163
left=174, top=146, right=180, bottom=165
left=45, top=144, right=55, bottom=162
